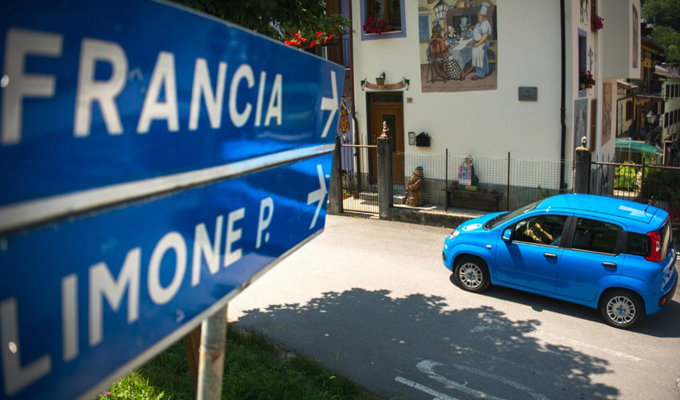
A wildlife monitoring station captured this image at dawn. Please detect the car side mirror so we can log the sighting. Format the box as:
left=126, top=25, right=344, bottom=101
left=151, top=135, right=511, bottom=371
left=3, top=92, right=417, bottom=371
left=502, top=228, right=512, bottom=242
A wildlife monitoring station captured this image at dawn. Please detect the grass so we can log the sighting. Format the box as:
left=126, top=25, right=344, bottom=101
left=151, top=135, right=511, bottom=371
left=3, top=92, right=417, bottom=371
left=94, top=323, right=379, bottom=400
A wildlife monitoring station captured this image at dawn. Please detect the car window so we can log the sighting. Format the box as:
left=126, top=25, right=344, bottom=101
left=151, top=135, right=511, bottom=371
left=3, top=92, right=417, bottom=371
left=626, top=233, right=649, bottom=257
left=514, top=214, right=568, bottom=246
left=486, top=200, right=540, bottom=230
left=571, top=218, right=621, bottom=254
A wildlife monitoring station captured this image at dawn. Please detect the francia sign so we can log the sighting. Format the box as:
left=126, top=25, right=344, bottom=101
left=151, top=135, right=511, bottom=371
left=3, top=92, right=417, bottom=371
left=0, top=1, right=344, bottom=399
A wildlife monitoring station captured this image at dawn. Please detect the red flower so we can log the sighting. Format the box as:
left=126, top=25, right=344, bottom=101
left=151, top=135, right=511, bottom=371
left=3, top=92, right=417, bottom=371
left=363, top=16, right=387, bottom=34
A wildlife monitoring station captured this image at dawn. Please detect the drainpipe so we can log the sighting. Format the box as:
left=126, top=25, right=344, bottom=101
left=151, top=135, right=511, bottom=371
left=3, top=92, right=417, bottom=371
left=559, top=0, right=567, bottom=191
left=348, top=0, right=362, bottom=189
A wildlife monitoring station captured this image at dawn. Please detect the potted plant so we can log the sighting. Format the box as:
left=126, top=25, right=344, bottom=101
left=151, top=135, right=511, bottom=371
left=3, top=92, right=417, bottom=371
left=285, top=31, right=335, bottom=49
left=363, top=15, right=387, bottom=35
left=591, top=15, right=604, bottom=31
left=376, top=72, right=386, bottom=86
left=579, top=70, right=595, bottom=90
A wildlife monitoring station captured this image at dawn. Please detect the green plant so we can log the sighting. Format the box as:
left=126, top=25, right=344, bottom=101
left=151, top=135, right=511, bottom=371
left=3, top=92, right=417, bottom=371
left=641, top=168, right=680, bottom=227
left=99, top=324, right=377, bottom=399
left=614, top=162, right=639, bottom=191
left=536, top=185, right=549, bottom=201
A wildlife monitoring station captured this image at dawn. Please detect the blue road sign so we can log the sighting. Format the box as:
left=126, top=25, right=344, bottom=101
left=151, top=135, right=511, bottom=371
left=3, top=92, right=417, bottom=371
left=0, top=0, right=342, bottom=232
left=0, top=1, right=344, bottom=399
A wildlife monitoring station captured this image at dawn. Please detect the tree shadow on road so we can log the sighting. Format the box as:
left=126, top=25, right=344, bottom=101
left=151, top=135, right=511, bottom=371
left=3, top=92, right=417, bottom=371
left=455, top=276, right=680, bottom=339
left=234, top=288, right=620, bottom=400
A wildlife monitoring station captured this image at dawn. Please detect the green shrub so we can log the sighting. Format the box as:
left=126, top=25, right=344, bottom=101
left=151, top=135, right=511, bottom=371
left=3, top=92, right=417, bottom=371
left=614, top=162, right=638, bottom=191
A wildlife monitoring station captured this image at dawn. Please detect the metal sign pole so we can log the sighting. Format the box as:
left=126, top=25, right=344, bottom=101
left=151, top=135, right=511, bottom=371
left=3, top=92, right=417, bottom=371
left=197, top=305, right=228, bottom=400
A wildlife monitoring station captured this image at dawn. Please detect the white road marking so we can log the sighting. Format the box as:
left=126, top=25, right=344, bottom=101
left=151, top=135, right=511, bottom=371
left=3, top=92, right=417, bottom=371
left=450, top=343, right=565, bottom=387
left=441, top=362, right=550, bottom=400
left=534, top=330, right=643, bottom=362
left=472, top=317, right=644, bottom=362
left=394, top=376, right=461, bottom=400
left=417, top=360, right=506, bottom=400
left=418, top=360, right=548, bottom=400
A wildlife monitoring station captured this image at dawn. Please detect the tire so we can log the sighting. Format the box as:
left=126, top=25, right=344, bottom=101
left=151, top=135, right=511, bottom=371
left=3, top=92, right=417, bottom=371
left=454, top=256, right=490, bottom=293
left=599, top=289, right=644, bottom=329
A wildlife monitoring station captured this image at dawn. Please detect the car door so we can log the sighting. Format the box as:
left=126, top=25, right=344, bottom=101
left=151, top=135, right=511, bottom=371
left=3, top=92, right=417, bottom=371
left=555, top=216, right=624, bottom=302
left=495, top=213, right=570, bottom=293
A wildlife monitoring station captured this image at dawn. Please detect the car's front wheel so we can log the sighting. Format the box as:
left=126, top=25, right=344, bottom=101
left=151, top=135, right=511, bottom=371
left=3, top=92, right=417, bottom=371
left=454, top=256, right=490, bottom=293
left=599, top=289, right=644, bottom=329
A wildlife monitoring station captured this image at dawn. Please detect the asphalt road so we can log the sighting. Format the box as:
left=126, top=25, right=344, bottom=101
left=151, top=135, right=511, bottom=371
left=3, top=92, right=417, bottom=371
left=228, top=215, right=680, bottom=400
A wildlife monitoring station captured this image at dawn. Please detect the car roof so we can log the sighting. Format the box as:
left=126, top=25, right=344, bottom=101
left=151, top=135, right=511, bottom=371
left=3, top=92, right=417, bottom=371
left=536, top=194, right=667, bottom=232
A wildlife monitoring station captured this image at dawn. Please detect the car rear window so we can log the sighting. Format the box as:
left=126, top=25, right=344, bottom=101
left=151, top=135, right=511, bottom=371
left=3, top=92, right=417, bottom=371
left=626, top=233, right=649, bottom=257
left=572, top=218, right=621, bottom=254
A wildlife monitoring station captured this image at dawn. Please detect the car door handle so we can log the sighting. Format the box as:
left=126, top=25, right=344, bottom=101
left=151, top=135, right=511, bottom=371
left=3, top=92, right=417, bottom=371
left=602, top=262, right=617, bottom=268
left=544, top=253, right=557, bottom=259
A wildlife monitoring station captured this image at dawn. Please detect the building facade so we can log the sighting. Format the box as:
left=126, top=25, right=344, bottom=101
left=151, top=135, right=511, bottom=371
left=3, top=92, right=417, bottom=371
left=335, top=0, right=641, bottom=204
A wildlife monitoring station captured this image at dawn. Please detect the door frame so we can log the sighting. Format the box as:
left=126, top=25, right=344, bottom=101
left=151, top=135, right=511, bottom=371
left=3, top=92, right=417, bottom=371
left=366, top=92, right=405, bottom=185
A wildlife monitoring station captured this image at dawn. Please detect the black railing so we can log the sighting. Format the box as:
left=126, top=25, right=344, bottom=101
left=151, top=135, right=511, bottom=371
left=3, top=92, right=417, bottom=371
left=590, top=159, right=680, bottom=226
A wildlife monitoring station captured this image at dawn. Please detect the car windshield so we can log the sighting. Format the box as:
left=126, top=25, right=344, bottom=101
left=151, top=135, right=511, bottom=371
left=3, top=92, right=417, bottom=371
left=485, top=200, right=541, bottom=230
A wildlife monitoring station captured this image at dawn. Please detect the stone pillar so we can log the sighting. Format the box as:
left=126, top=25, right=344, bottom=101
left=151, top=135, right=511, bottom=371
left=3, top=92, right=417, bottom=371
left=327, top=135, right=343, bottom=215
left=574, top=137, right=591, bottom=194
left=377, top=136, right=393, bottom=219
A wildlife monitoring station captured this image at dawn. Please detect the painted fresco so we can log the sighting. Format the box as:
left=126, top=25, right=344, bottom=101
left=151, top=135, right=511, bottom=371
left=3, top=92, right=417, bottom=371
left=632, top=5, right=638, bottom=68
left=574, top=99, right=588, bottom=149
left=418, top=0, right=497, bottom=93
left=602, top=83, right=612, bottom=146
left=579, top=0, right=589, bottom=25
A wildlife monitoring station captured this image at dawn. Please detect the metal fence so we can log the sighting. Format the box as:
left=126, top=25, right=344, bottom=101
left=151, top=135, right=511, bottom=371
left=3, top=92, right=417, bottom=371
left=590, top=157, right=680, bottom=224
left=340, top=144, right=379, bottom=214
left=393, top=150, right=572, bottom=211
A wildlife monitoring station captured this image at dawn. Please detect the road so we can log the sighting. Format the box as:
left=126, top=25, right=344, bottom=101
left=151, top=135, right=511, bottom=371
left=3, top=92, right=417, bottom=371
left=227, top=215, right=680, bottom=400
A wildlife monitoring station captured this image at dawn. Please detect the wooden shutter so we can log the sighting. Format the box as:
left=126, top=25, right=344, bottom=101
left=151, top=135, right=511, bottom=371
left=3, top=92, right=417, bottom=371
left=591, top=0, right=598, bottom=31
left=590, top=99, right=597, bottom=150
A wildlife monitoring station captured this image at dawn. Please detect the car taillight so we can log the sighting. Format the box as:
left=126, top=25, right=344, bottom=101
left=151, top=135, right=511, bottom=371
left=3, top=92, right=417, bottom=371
left=646, top=230, right=662, bottom=262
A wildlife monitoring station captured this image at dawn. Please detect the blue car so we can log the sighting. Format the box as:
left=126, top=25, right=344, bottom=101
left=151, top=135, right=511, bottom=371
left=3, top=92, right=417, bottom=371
left=442, top=194, right=677, bottom=329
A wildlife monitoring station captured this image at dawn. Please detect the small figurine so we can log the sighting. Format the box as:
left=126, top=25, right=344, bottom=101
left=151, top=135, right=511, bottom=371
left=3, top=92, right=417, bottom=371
left=405, top=167, right=426, bottom=207
left=380, top=121, right=389, bottom=138
left=459, top=155, right=479, bottom=188
left=338, top=94, right=350, bottom=143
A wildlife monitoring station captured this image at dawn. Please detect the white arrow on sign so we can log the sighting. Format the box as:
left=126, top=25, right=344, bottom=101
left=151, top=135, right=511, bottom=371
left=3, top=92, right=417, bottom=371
left=320, top=70, right=338, bottom=138
left=307, top=164, right=327, bottom=229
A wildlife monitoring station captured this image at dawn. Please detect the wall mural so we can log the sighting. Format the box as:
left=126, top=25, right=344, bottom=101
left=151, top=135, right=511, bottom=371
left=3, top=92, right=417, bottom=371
left=579, top=0, right=589, bottom=25
left=575, top=99, right=588, bottom=149
left=418, top=0, right=497, bottom=93
left=602, top=83, right=612, bottom=146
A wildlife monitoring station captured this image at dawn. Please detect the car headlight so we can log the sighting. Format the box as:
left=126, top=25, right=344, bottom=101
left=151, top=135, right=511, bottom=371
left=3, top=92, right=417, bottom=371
left=448, top=228, right=460, bottom=241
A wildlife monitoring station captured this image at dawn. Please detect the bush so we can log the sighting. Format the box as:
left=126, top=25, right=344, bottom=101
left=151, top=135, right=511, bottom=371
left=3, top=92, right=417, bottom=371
left=614, top=162, right=639, bottom=191
left=641, top=168, right=680, bottom=227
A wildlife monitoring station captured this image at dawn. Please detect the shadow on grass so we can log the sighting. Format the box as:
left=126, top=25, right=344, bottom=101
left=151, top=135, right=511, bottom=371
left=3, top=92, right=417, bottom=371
left=233, top=288, right=624, bottom=400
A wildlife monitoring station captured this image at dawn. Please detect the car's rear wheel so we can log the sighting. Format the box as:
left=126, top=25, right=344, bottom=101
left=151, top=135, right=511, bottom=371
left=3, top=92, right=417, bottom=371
left=454, top=256, right=490, bottom=293
left=599, top=289, right=644, bottom=329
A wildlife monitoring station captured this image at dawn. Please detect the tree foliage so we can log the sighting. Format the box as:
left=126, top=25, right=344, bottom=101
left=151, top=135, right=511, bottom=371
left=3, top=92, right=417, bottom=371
left=170, top=0, right=348, bottom=44
left=642, top=0, right=680, bottom=30
left=643, top=0, right=680, bottom=64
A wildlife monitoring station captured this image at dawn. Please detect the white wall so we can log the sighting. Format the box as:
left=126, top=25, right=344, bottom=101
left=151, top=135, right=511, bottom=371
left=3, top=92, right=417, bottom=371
left=351, top=0, right=563, bottom=164
left=350, top=0, right=635, bottom=184
left=601, top=0, right=641, bottom=79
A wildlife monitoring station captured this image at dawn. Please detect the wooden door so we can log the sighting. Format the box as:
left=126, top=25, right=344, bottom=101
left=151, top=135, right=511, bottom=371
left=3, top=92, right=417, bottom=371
left=368, top=93, right=404, bottom=185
